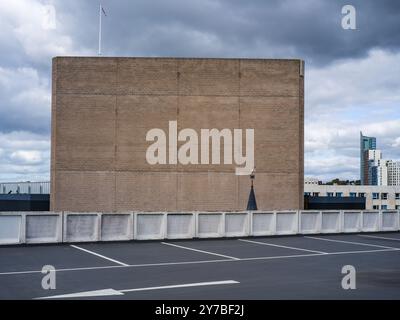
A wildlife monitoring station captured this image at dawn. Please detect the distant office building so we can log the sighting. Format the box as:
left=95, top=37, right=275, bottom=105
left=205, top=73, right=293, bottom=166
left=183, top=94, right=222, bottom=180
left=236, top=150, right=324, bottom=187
left=374, top=159, right=389, bottom=186
left=388, top=161, right=400, bottom=186
left=367, top=149, right=382, bottom=185
left=360, top=132, right=376, bottom=185
left=359, top=133, right=400, bottom=186
left=304, top=184, right=400, bottom=210
left=374, top=160, right=400, bottom=186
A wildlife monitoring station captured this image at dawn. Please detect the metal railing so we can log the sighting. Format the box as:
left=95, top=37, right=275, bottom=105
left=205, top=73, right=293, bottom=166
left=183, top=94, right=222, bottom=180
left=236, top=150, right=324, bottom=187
left=0, top=210, right=399, bottom=245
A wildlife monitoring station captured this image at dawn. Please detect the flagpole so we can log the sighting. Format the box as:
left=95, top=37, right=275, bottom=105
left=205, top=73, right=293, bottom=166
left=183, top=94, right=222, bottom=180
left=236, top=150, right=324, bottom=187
left=98, top=3, right=102, bottom=55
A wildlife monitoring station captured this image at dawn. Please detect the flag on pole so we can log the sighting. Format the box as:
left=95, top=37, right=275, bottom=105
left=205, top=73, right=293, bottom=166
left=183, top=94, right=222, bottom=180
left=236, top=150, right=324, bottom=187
left=98, top=4, right=107, bottom=55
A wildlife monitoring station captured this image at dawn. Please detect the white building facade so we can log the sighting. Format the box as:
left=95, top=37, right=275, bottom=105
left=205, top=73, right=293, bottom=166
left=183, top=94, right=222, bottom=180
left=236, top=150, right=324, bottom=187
left=304, top=184, right=400, bottom=210
left=376, top=159, right=389, bottom=186
left=388, top=161, right=400, bottom=186
left=363, top=148, right=400, bottom=186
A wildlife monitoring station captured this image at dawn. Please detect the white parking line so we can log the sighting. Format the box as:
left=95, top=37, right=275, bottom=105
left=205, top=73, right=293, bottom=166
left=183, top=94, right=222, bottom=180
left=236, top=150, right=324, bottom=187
left=70, top=245, right=129, bottom=266
left=0, top=247, right=399, bottom=276
left=245, top=248, right=399, bottom=261
left=358, top=234, right=400, bottom=242
left=120, top=280, right=239, bottom=293
left=305, top=236, right=399, bottom=250
left=238, top=239, right=328, bottom=254
left=162, top=242, right=240, bottom=260
left=36, top=280, right=240, bottom=299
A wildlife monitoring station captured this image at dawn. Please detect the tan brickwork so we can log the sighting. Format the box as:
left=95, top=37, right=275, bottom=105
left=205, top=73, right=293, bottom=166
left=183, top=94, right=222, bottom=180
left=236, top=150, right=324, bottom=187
left=51, top=57, right=304, bottom=211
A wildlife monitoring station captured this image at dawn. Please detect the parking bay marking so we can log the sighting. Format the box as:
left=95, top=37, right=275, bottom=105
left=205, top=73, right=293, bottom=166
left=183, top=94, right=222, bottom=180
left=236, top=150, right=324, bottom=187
left=70, top=245, right=129, bottom=266
left=305, top=236, right=399, bottom=250
left=238, top=238, right=328, bottom=254
left=162, top=242, right=240, bottom=260
left=358, top=234, right=400, bottom=242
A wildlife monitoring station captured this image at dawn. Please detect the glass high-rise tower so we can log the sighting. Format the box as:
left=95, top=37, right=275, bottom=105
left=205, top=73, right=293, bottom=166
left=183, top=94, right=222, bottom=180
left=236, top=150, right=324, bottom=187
left=360, top=132, right=376, bottom=185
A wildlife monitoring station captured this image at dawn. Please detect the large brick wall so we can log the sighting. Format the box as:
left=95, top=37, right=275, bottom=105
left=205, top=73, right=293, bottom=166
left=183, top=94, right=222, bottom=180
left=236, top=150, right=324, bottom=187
left=51, top=57, right=304, bottom=211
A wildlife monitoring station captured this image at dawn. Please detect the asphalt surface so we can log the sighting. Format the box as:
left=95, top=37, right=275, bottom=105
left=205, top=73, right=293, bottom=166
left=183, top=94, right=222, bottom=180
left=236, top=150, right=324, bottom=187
left=1, top=232, right=400, bottom=299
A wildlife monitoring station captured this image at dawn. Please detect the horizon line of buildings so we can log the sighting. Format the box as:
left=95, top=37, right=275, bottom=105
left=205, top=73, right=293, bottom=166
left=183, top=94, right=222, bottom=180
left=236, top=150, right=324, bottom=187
left=1, top=180, right=400, bottom=211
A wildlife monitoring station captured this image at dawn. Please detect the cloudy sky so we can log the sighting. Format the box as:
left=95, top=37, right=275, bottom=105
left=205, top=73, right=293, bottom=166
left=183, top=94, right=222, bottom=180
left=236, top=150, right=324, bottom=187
left=0, top=0, right=399, bottom=182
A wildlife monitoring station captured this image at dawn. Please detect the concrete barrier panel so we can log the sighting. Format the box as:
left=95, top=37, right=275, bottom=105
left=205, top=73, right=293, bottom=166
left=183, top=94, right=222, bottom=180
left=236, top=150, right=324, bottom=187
left=197, top=213, right=224, bottom=238
left=321, top=211, right=341, bottom=233
left=101, top=213, right=133, bottom=241
left=343, top=211, right=362, bottom=233
left=362, top=211, right=380, bottom=232
left=0, top=213, right=23, bottom=244
left=381, top=210, right=399, bottom=231
left=26, top=212, right=62, bottom=243
left=225, top=213, right=249, bottom=237
left=251, top=212, right=275, bottom=236
left=135, top=213, right=166, bottom=240
left=299, top=211, right=321, bottom=234
left=64, top=212, right=100, bottom=242
left=167, top=213, right=195, bottom=239
left=276, top=211, right=298, bottom=235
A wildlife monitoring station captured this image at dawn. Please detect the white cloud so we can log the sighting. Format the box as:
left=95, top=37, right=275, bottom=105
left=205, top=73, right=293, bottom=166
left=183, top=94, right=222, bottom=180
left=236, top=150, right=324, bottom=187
left=305, top=118, right=400, bottom=180
left=10, top=150, right=43, bottom=165
left=0, top=131, right=49, bottom=150
left=0, top=66, right=51, bottom=133
left=0, top=131, right=50, bottom=182
left=306, top=119, right=400, bottom=152
left=0, top=0, right=90, bottom=63
left=392, top=137, right=400, bottom=148
left=306, top=49, right=400, bottom=119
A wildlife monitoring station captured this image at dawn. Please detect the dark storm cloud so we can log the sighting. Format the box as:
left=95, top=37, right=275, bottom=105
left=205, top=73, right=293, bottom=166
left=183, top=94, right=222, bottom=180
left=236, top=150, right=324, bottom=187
left=55, top=0, right=400, bottom=65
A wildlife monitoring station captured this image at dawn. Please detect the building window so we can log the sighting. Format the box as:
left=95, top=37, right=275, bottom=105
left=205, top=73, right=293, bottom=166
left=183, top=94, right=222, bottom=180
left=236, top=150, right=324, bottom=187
left=304, top=192, right=311, bottom=196
left=350, top=192, right=357, bottom=197
left=381, top=205, right=388, bottom=210
left=396, top=205, right=400, bottom=210
left=381, top=193, right=388, bottom=200
left=396, top=193, right=400, bottom=200
left=373, top=205, right=379, bottom=210
left=336, top=192, right=343, bottom=197
left=313, top=192, right=319, bottom=197
left=358, top=193, right=365, bottom=198
left=327, top=192, right=334, bottom=197
left=372, top=193, right=379, bottom=199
